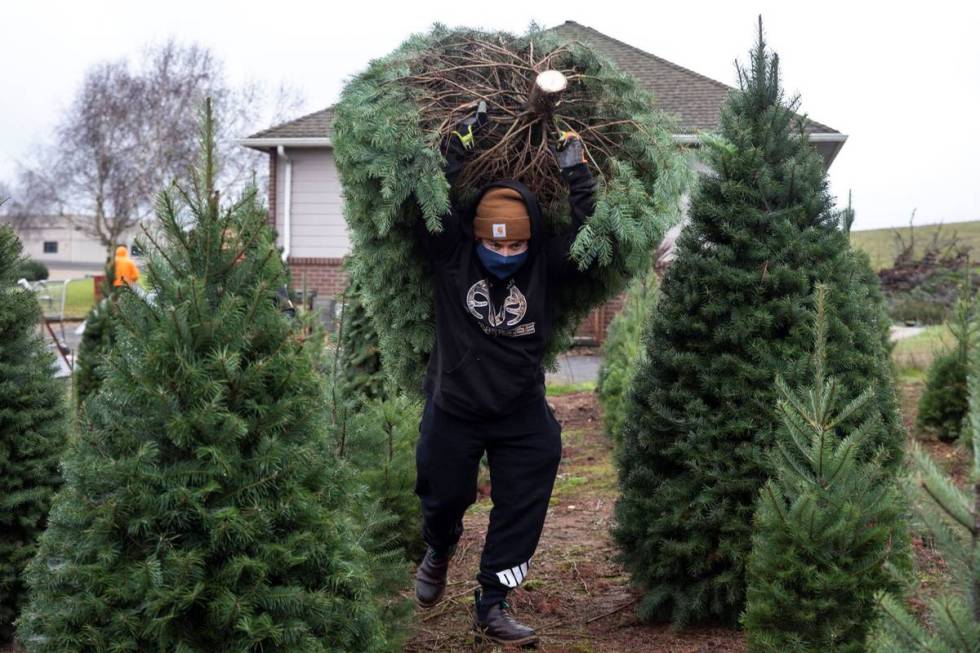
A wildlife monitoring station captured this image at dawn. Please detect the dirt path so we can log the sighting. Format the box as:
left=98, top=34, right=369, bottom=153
left=403, top=392, right=745, bottom=653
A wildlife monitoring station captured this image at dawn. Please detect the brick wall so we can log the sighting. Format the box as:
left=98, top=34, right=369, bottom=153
left=284, top=255, right=624, bottom=345
left=267, top=150, right=278, bottom=229
left=288, top=257, right=348, bottom=298
left=572, top=289, right=628, bottom=344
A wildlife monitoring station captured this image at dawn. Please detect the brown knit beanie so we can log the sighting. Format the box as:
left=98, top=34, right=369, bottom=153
left=473, top=187, right=531, bottom=241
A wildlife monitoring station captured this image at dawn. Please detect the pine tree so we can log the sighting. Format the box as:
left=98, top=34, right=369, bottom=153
left=742, top=285, right=906, bottom=652
left=0, top=225, right=67, bottom=643
left=17, top=99, right=409, bottom=653
left=326, top=261, right=423, bottom=563
left=332, top=23, right=690, bottom=393
left=336, top=261, right=386, bottom=407
left=596, top=266, right=658, bottom=447
left=73, top=292, right=118, bottom=405
left=340, top=395, right=425, bottom=563
left=871, top=306, right=980, bottom=650
left=612, top=19, right=906, bottom=626
left=325, top=308, right=425, bottom=564
left=917, top=275, right=977, bottom=443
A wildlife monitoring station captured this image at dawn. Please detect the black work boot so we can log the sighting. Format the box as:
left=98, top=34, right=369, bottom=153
left=472, top=587, right=539, bottom=647
left=414, top=543, right=456, bottom=608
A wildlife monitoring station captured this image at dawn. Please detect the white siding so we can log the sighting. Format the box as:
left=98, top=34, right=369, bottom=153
left=276, top=148, right=350, bottom=259
left=17, top=222, right=108, bottom=264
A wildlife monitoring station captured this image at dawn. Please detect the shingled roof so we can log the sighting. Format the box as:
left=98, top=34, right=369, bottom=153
left=546, top=21, right=840, bottom=136
left=242, top=20, right=843, bottom=152
left=245, top=106, right=336, bottom=141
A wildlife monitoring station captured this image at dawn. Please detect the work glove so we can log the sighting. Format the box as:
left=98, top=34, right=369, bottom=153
left=549, top=130, right=588, bottom=171
left=448, top=100, right=489, bottom=154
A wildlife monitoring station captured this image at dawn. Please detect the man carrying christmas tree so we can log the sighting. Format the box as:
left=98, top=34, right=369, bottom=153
left=412, top=101, right=595, bottom=647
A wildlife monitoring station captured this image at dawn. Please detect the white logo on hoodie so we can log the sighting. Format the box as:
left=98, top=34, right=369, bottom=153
left=465, top=278, right=534, bottom=336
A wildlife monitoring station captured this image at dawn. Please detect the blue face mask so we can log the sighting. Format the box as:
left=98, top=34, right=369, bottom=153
left=475, top=242, right=529, bottom=280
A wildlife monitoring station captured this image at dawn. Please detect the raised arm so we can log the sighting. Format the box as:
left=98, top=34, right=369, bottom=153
left=546, top=132, right=597, bottom=282
left=413, top=101, right=488, bottom=263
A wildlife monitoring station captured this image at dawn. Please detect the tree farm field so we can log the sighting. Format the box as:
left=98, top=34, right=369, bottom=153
left=5, top=11, right=978, bottom=653
left=394, top=336, right=960, bottom=653
left=0, top=336, right=963, bottom=653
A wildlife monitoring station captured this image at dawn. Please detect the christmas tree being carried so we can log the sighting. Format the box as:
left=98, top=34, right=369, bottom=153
left=612, top=18, right=906, bottom=627
left=17, top=99, right=409, bottom=653
left=332, top=22, right=690, bottom=392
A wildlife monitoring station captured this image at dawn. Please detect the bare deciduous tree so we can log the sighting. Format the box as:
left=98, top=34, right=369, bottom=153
left=10, top=37, right=303, bottom=252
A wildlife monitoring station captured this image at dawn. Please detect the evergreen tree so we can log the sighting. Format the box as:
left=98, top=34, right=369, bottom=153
left=596, top=266, right=658, bottom=447
left=336, top=261, right=386, bottom=407
left=916, top=277, right=977, bottom=443
left=340, top=395, right=425, bottom=563
left=17, top=99, right=409, bottom=653
left=0, top=225, right=67, bottom=643
left=871, top=314, right=980, bottom=650
left=742, top=285, right=906, bottom=652
left=327, top=261, right=423, bottom=563
left=612, top=19, right=906, bottom=626
left=325, top=310, right=425, bottom=564
left=73, top=292, right=118, bottom=405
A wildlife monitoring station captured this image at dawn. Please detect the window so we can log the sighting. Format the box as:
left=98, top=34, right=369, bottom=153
left=43, top=241, right=58, bottom=254
left=129, top=242, right=143, bottom=257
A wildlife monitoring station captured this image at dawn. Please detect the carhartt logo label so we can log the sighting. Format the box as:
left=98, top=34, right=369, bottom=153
left=492, top=223, right=507, bottom=238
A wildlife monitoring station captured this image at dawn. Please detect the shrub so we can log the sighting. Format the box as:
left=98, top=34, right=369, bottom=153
left=916, top=281, right=977, bottom=442
left=73, top=294, right=118, bottom=405
left=16, top=259, right=49, bottom=282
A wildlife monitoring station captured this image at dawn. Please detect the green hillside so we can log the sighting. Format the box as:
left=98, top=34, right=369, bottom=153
left=850, top=220, right=980, bottom=271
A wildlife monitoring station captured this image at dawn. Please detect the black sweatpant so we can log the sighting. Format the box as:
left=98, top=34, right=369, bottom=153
left=414, top=393, right=563, bottom=607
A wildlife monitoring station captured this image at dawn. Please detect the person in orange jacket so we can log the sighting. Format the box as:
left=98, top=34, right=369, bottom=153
left=112, top=245, right=140, bottom=287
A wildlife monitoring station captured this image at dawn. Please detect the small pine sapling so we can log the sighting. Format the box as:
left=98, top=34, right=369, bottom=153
left=917, top=271, right=978, bottom=443
left=742, top=285, right=907, bottom=652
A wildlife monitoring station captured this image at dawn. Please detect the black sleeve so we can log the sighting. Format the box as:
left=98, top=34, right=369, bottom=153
left=545, top=162, right=597, bottom=282
left=413, top=137, right=468, bottom=264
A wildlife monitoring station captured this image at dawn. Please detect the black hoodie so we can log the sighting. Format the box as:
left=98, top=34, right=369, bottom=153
left=412, top=151, right=596, bottom=420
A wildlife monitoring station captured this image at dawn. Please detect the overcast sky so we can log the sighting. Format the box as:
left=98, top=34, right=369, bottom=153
left=4, top=0, right=977, bottom=231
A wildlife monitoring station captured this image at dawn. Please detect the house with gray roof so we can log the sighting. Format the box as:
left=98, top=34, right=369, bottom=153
left=237, top=19, right=846, bottom=343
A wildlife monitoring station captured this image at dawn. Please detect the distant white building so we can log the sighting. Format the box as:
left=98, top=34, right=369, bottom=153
left=7, top=214, right=138, bottom=279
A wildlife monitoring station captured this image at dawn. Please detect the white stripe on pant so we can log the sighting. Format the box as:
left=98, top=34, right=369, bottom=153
left=496, top=560, right=530, bottom=588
